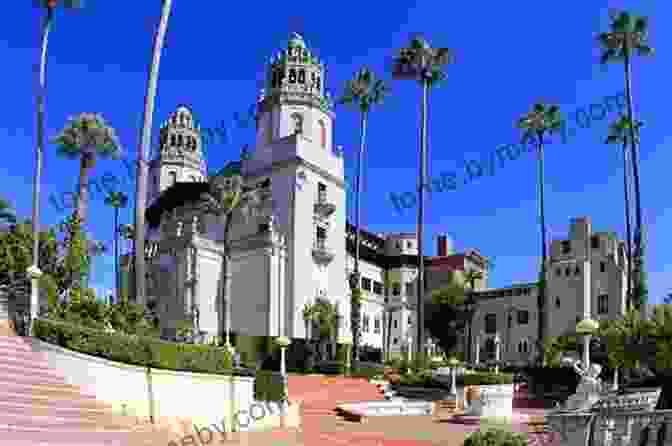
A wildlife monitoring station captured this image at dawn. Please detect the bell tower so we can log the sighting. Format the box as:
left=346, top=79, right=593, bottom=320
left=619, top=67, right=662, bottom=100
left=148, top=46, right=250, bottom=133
left=148, top=105, right=207, bottom=205
left=254, top=33, right=335, bottom=160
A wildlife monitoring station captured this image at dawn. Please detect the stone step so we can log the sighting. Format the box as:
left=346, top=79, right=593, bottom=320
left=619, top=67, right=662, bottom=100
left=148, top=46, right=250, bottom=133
left=0, top=367, right=70, bottom=386
left=0, top=412, right=131, bottom=431
left=0, top=360, right=70, bottom=379
left=0, top=428, right=136, bottom=445
left=0, top=379, right=98, bottom=398
left=0, top=355, right=65, bottom=371
left=0, top=390, right=102, bottom=409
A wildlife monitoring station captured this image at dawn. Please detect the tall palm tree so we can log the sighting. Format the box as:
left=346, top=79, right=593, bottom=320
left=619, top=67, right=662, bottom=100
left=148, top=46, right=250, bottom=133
left=29, top=0, right=84, bottom=334
left=598, top=10, right=654, bottom=311
left=462, top=269, right=482, bottom=361
left=135, top=0, right=174, bottom=307
left=392, top=35, right=453, bottom=359
left=197, top=174, right=265, bottom=348
left=104, top=192, right=128, bottom=304
left=0, top=198, right=16, bottom=226
left=516, top=103, right=563, bottom=365
left=606, top=115, right=643, bottom=310
left=338, top=68, right=389, bottom=363
left=52, top=113, right=121, bottom=224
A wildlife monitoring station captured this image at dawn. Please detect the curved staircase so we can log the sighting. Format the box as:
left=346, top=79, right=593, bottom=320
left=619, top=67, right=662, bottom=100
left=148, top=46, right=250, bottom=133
left=0, top=332, right=153, bottom=445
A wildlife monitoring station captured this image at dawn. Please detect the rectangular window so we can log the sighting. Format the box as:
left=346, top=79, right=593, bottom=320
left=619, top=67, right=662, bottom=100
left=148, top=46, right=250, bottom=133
left=561, top=241, right=571, bottom=254
left=556, top=268, right=561, bottom=277
left=318, top=182, right=327, bottom=202
left=600, top=262, right=606, bottom=273
left=405, top=282, right=414, bottom=297
left=598, top=294, right=609, bottom=314
left=374, top=317, right=381, bottom=334
left=393, top=319, right=398, bottom=329
left=361, top=277, right=372, bottom=291
left=392, top=282, right=401, bottom=296
left=517, top=310, right=529, bottom=325
left=373, top=281, right=383, bottom=295
left=485, top=313, right=497, bottom=334
left=362, top=314, right=370, bottom=333
left=407, top=316, right=412, bottom=326
left=591, top=236, right=600, bottom=249
left=565, top=267, right=570, bottom=277
left=316, top=226, right=326, bottom=239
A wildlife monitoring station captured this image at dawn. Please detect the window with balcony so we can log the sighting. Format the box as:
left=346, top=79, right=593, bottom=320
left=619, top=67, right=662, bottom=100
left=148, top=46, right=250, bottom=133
left=361, top=277, right=372, bottom=292
left=517, top=310, right=529, bottom=324
left=598, top=294, right=609, bottom=314
left=373, top=281, right=383, bottom=295
left=485, top=313, right=497, bottom=334
left=561, top=240, right=571, bottom=254
left=392, top=282, right=401, bottom=296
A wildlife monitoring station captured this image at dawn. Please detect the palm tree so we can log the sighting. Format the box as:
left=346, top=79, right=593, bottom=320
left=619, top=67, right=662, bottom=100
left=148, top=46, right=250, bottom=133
left=516, top=103, right=563, bottom=365
left=104, top=192, right=128, bottom=304
left=606, top=115, right=643, bottom=310
left=197, top=174, right=265, bottom=348
left=338, top=68, right=389, bottom=363
left=462, top=269, right=483, bottom=361
left=392, top=35, right=453, bottom=359
left=29, top=0, right=84, bottom=334
left=135, top=0, right=174, bottom=307
left=598, top=10, right=654, bottom=311
left=52, top=113, right=122, bottom=224
left=302, top=300, right=338, bottom=361
left=0, top=198, right=16, bottom=226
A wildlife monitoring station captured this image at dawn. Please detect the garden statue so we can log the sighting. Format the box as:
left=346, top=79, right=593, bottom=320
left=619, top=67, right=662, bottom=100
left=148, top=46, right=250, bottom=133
left=562, top=357, right=605, bottom=411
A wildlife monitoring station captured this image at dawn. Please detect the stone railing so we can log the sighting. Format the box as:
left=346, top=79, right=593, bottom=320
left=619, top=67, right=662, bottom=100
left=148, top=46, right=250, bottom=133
left=547, top=408, right=672, bottom=445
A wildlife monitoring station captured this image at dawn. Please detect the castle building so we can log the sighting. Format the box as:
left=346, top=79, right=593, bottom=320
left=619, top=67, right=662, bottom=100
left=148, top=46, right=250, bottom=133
left=120, top=34, right=490, bottom=360
left=468, top=217, right=628, bottom=365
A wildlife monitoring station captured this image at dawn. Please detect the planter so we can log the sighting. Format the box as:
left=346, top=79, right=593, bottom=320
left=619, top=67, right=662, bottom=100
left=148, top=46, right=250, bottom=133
left=465, top=384, right=513, bottom=418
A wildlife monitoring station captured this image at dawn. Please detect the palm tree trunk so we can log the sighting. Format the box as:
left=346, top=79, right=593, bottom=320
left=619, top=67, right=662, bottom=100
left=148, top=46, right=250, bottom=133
left=536, top=133, right=548, bottom=365
left=351, top=111, right=368, bottom=363
left=29, top=6, right=54, bottom=332
left=221, top=214, right=233, bottom=346
left=416, top=79, right=429, bottom=359
left=623, top=49, right=644, bottom=310
left=114, top=207, right=119, bottom=305
left=134, top=0, right=173, bottom=306
left=76, top=158, right=91, bottom=224
left=386, top=308, right=393, bottom=361
left=622, top=142, right=634, bottom=310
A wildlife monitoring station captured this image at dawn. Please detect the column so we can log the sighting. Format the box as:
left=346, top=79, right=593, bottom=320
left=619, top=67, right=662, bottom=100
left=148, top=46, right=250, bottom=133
left=474, top=334, right=480, bottom=364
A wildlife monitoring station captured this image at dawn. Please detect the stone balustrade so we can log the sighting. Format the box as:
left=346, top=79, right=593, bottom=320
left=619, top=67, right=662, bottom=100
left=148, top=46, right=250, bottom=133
left=547, top=408, right=672, bottom=445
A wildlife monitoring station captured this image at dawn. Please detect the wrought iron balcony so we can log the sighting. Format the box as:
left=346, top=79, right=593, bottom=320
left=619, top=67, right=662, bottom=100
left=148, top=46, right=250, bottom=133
left=314, top=191, right=336, bottom=217
left=312, top=238, right=334, bottom=263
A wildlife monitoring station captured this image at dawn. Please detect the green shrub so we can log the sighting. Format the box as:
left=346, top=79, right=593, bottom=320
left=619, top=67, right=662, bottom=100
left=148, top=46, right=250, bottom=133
left=396, top=370, right=447, bottom=388
left=254, top=370, right=287, bottom=402
left=459, top=372, right=514, bottom=386
left=349, top=366, right=380, bottom=380
left=463, top=428, right=527, bottom=446
left=33, top=318, right=233, bottom=374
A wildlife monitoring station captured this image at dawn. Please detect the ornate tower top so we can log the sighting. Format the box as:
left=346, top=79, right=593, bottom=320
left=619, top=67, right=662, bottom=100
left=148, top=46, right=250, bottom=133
left=263, top=33, right=333, bottom=114
left=156, top=105, right=206, bottom=173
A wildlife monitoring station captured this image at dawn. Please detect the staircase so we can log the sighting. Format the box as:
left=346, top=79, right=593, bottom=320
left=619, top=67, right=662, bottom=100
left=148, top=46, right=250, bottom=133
left=0, top=333, right=151, bottom=445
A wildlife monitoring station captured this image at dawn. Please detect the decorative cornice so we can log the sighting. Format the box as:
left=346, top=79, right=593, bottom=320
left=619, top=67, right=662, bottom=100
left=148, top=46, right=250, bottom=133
left=245, top=156, right=345, bottom=189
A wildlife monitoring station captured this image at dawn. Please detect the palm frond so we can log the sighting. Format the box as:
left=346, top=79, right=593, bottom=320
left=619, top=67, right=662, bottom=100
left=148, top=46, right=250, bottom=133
left=52, top=113, right=122, bottom=160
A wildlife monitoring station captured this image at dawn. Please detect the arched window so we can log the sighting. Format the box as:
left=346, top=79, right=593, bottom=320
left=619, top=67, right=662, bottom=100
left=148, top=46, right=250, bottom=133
left=178, top=134, right=184, bottom=146
left=170, top=134, right=176, bottom=146
left=318, top=120, right=326, bottom=148
left=291, top=113, right=303, bottom=135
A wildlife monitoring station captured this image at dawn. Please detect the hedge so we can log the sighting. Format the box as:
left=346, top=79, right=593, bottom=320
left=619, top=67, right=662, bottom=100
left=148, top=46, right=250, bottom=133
left=254, top=370, right=287, bottom=402
left=33, top=318, right=233, bottom=375
left=459, top=372, right=514, bottom=386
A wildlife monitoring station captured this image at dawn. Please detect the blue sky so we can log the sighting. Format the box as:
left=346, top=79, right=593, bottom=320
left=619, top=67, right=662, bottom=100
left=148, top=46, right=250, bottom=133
left=2, top=1, right=669, bottom=303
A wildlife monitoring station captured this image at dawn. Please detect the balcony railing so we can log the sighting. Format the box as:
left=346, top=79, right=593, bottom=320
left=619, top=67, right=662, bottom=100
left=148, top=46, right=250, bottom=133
left=312, top=238, right=334, bottom=263
left=314, top=191, right=336, bottom=217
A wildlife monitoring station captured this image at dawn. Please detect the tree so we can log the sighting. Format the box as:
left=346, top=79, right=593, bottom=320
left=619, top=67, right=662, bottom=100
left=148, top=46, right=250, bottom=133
left=302, top=300, right=338, bottom=361
left=135, top=0, right=174, bottom=307
left=606, top=115, right=643, bottom=310
left=598, top=10, right=654, bottom=311
left=104, top=191, right=128, bottom=304
left=392, top=35, right=453, bottom=359
left=0, top=197, right=16, bottom=226
left=52, top=113, right=121, bottom=224
left=664, top=293, right=672, bottom=304
left=29, top=0, right=85, bottom=333
left=338, top=67, right=389, bottom=364
left=425, top=271, right=470, bottom=355
left=516, top=103, right=563, bottom=365
left=60, top=214, right=90, bottom=303
left=197, top=174, right=266, bottom=348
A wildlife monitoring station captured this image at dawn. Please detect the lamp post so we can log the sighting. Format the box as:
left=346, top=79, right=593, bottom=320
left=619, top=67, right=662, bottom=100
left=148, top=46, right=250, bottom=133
left=575, top=318, right=599, bottom=369
left=448, top=357, right=459, bottom=396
